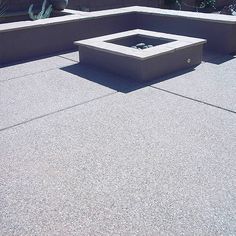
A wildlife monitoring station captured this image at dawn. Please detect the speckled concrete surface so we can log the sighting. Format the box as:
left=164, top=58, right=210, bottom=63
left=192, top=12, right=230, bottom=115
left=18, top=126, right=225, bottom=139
left=0, top=51, right=235, bottom=235
left=0, top=68, right=117, bottom=130
left=151, top=55, right=236, bottom=112
left=0, top=55, right=75, bottom=82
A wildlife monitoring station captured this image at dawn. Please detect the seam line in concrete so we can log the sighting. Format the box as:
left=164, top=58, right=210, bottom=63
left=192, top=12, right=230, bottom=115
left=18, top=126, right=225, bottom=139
left=0, top=57, right=77, bottom=83
left=58, top=55, right=79, bottom=63
left=0, top=67, right=61, bottom=83
left=0, top=92, right=117, bottom=132
left=150, top=86, right=236, bottom=115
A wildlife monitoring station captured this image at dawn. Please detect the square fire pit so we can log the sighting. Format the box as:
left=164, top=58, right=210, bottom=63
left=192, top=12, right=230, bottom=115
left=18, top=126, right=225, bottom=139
left=74, top=29, right=206, bottom=81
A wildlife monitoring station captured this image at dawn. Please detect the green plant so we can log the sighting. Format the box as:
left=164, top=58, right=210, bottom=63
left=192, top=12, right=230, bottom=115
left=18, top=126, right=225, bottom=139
left=28, top=0, right=53, bottom=20
left=167, top=0, right=216, bottom=11
left=198, top=0, right=216, bottom=9
left=220, top=1, right=236, bottom=15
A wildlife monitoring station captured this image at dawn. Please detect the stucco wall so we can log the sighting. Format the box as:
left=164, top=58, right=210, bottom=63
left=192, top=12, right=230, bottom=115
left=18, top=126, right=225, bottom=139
left=1, top=6, right=236, bottom=65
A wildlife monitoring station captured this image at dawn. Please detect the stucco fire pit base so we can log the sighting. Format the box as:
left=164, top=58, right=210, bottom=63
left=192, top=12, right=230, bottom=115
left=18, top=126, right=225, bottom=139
left=75, top=29, right=206, bottom=81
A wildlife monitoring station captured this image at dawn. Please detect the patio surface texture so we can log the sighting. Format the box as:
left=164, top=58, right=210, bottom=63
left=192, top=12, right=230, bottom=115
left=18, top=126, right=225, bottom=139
left=0, top=50, right=236, bottom=235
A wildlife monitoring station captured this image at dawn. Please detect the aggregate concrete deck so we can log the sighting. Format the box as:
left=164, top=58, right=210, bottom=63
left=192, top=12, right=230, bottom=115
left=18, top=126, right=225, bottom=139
left=0, top=51, right=235, bottom=235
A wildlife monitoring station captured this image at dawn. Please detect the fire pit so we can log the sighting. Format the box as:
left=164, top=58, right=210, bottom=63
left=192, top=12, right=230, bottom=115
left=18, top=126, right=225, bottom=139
left=75, top=29, right=206, bottom=81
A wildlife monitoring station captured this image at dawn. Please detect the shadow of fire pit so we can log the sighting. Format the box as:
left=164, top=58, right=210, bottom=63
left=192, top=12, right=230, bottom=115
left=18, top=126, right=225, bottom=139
left=61, top=63, right=145, bottom=93
left=61, top=62, right=196, bottom=93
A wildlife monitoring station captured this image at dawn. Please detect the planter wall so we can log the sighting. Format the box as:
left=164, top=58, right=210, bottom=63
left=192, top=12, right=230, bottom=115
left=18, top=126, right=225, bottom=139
left=1, top=7, right=236, bottom=65
left=138, top=11, right=236, bottom=53
left=0, top=12, right=137, bottom=65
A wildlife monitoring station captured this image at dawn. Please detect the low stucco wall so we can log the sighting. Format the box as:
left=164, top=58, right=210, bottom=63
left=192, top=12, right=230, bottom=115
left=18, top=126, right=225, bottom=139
left=138, top=12, right=236, bottom=53
left=0, top=12, right=137, bottom=65
left=1, top=7, right=236, bottom=66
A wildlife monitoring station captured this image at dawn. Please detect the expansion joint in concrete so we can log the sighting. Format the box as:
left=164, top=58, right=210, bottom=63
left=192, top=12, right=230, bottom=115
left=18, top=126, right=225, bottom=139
left=149, top=85, right=236, bottom=115
left=0, top=92, right=117, bottom=132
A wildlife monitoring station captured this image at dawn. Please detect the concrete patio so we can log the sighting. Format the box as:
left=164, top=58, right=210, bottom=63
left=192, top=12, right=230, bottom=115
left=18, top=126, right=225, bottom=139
left=0, top=50, right=235, bottom=235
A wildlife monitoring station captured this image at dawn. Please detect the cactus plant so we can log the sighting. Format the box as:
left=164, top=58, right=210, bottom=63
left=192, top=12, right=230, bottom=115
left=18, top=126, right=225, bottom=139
left=28, top=0, right=52, bottom=21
